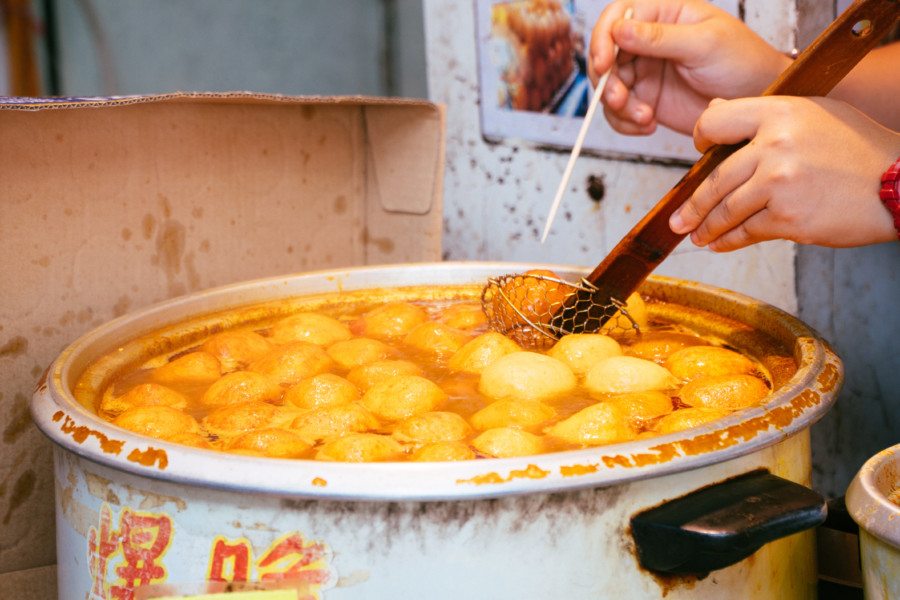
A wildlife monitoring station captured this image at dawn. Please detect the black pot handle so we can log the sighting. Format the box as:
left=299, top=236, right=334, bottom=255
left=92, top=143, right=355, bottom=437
left=630, top=469, right=827, bottom=575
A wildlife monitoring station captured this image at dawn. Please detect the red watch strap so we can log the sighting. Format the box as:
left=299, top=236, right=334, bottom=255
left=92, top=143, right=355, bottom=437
left=880, top=157, right=900, bottom=240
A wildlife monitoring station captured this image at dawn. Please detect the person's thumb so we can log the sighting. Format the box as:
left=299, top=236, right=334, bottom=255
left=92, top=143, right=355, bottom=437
left=612, top=19, right=703, bottom=63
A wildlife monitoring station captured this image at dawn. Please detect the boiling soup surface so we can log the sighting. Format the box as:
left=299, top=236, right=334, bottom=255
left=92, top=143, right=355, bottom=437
left=82, top=290, right=777, bottom=462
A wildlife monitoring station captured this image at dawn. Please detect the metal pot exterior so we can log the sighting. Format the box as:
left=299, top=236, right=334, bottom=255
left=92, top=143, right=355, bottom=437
left=34, top=262, right=842, bottom=599
left=55, top=431, right=814, bottom=600
left=847, top=445, right=900, bottom=600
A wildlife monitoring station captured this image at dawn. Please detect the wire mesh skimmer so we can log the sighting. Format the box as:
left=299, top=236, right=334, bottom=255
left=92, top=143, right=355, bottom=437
left=481, top=269, right=641, bottom=349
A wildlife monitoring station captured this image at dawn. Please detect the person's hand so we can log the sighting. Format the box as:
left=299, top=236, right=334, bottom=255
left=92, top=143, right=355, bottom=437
left=589, top=0, right=790, bottom=136
left=669, top=96, right=900, bottom=251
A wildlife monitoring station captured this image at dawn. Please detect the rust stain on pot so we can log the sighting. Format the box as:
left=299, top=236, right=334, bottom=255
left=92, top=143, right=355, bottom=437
left=35, top=366, right=51, bottom=394
left=624, top=521, right=706, bottom=596
left=631, top=444, right=681, bottom=467
left=57, top=472, right=94, bottom=537
left=138, top=491, right=187, bottom=512
left=598, top=442, right=681, bottom=469
left=312, top=477, right=327, bottom=487
left=85, top=471, right=121, bottom=505
left=602, top=455, right=635, bottom=469
left=650, top=571, right=702, bottom=597
left=590, top=390, right=824, bottom=470
left=127, top=447, right=169, bottom=470
left=456, top=463, right=549, bottom=486
left=817, top=362, right=840, bottom=392
left=58, top=413, right=125, bottom=454
left=560, top=463, right=599, bottom=477
left=458, top=471, right=504, bottom=485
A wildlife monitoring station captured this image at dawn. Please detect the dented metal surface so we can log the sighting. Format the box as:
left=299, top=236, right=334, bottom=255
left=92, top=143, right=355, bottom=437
left=31, top=263, right=840, bottom=599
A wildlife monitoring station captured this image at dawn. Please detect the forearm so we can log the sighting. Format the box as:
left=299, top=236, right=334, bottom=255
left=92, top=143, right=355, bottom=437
left=828, top=43, right=900, bottom=130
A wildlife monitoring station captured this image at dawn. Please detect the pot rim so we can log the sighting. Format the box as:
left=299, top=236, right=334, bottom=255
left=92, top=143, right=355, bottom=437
left=31, top=261, right=843, bottom=501
left=847, top=443, right=900, bottom=549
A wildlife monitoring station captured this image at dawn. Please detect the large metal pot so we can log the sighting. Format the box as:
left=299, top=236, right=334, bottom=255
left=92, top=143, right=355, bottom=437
left=847, top=444, right=900, bottom=600
left=32, top=262, right=842, bottom=599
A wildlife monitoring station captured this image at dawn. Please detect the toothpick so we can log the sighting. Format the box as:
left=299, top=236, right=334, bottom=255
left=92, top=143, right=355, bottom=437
left=541, top=8, right=632, bottom=244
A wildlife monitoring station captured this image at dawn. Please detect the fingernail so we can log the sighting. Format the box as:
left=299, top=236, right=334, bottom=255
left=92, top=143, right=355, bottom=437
left=669, top=211, right=687, bottom=234
left=691, top=231, right=706, bottom=247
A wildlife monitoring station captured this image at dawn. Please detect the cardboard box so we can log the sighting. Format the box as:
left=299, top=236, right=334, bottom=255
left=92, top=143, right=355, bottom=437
left=0, top=93, right=444, bottom=589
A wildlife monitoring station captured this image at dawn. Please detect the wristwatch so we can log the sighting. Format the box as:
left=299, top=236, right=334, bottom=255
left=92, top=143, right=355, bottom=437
left=880, top=157, right=900, bottom=240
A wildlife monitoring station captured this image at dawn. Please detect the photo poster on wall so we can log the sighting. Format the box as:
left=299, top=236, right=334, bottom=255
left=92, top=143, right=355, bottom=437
left=475, top=0, right=740, bottom=162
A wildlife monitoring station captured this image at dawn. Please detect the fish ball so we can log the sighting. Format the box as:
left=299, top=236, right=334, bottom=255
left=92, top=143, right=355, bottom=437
left=665, top=346, right=756, bottom=382
left=625, top=333, right=706, bottom=364
left=544, top=402, right=634, bottom=446
left=547, top=334, right=622, bottom=376
left=391, top=412, right=472, bottom=444
left=679, top=374, right=769, bottom=411
left=478, top=352, right=576, bottom=402
left=470, top=399, right=555, bottom=432
left=606, top=391, right=674, bottom=422
left=199, top=371, right=282, bottom=409
left=113, top=405, right=200, bottom=440
left=439, top=303, right=488, bottom=330
left=201, top=330, right=272, bottom=371
left=448, top=332, right=521, bottom=374
left=289, top=403, right=380, bottom=443
left=315, top=433, right=404, bottom=462
left=489, top=269, right=572, bottom=332
left=584, top=356, right=678, bottom=396
left=361, top=375, right=447, bottom=421
left=357, top=302, right=428, bottom=340
left=404, top=322, right=471, bottom=358
left=152, top=351, right=221, bottom=386
left=100, top=383, right=187, bottom=419
left=411, top=441, right=477, bottom=462
left=600, top=292, right=648, bottom=335
left=283, top=373, right=359, bottom=410
left=326, top=338, right=394, bottom=370
left=270, top=312, right=351, bottom=346
left=472, top=427, right=545, bottom=458
left=655, top=408, right=731, bottom=435
left=346, top=360, right=423, bottom=392
left=201, top=401, right=286, bottom=437
left=249, top=342, right=334, bottom=385
left=227, top=428, right=311, bottom=459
